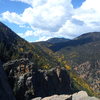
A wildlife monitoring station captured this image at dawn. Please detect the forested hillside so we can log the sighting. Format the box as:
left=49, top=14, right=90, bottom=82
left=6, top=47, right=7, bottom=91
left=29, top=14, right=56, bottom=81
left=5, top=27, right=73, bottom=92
left=34, top=32, right=100, bottom=97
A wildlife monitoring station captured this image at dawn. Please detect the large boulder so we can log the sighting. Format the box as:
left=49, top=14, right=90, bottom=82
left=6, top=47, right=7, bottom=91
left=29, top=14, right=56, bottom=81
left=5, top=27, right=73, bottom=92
left=3, top=58, right=34, bottom=100
left=32, top=67, right=74, bottom=97
left=0, top=61, right=15, bottom=100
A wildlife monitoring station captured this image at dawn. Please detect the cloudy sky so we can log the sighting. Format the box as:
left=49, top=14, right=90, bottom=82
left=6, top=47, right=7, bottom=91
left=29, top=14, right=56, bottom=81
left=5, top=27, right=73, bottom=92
left=0, top=0, right=100, bottom=42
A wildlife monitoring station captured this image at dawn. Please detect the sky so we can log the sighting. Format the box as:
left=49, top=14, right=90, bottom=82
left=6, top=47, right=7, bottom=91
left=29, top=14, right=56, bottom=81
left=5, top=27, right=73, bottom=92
left=0, top=0, right=100, bottom=42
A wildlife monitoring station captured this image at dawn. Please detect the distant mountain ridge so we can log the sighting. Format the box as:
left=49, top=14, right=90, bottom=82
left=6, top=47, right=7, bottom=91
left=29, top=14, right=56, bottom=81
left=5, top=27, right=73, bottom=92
left=47, top=37, right=70, bottom=44
left=75, top=32, right=100, bottom=41
left=49, top=32, right=100, bottom=52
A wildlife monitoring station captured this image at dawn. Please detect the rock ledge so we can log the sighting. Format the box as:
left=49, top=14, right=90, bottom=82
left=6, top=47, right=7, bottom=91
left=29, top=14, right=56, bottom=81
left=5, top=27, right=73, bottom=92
left=32, top=91, right=99, bottom=100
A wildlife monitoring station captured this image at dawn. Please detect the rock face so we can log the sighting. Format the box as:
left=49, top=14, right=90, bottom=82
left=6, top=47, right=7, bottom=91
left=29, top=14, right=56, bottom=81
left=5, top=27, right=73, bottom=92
left=32, top=67, right=74, bottom=97
left=0, top=61, right=15, bottom=100
left=3, top=58, right=76, bottom=100
left=74, top=61, right=100, bottom=93
left=32, top=91, right=99, bottom=100
left=3, top=58, right=34, bottom=100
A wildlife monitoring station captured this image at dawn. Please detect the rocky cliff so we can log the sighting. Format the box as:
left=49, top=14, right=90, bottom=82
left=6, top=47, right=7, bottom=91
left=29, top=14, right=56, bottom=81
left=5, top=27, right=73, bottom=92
left=0, top=61, right=15, bottom=100
left=3, top=58, right=34, bottom=100
left=32, top=66, right=74, bottom=97
left=3, top=58, right=77, bottom=100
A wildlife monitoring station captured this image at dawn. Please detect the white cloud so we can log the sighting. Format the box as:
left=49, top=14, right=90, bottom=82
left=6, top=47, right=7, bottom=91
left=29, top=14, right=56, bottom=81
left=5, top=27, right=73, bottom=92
left=18, top=28, right=52, bottom=38
left=18, top=29, right=53, bottom=42
left=18, top=30, right=34, bottom=37
left=57, top=0, right=100, bottom=38
left=1, top=0, right=100, bottom=41
left=2, top=0, right=73, bottom=31
left=1, top=11, right=23, bottom=25
left=73, top=0, right=100, bottom=27
left=56, top=20, right=95, bottom=38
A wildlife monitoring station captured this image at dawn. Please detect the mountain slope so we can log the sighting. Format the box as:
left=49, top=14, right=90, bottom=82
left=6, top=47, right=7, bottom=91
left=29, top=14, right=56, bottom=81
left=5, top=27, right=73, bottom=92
left=0, top=22, right=22, bottom=62
left=47, top=32, right=100, bottom=94
left=0, top=22, right=59, bottom=68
